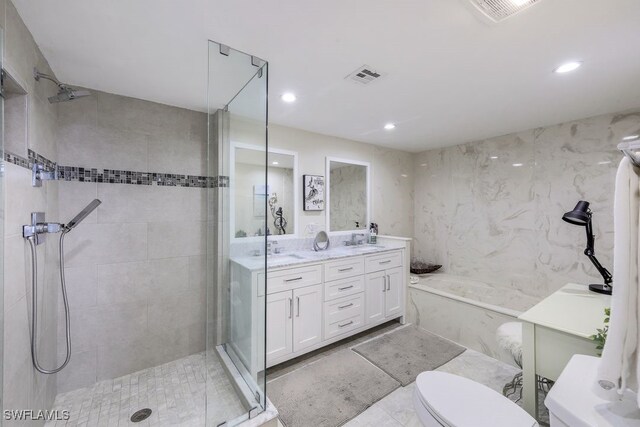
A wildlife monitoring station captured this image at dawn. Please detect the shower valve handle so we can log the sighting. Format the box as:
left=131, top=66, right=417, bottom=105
left=22, top=212, right=63, bottom=244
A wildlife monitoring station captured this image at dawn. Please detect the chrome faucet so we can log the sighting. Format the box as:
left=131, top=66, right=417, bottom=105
left=347, top=233, right=366, bottom=246
left=267, top=240, right=282, bottom=255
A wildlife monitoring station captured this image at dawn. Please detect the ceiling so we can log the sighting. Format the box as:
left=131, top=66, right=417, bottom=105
left=13, top=0, right=640, bottom=152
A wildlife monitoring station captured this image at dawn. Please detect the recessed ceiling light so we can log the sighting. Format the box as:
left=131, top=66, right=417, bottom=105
left=281, top=92, right=296, bottom=103
left=401, top=174, right=408, bottom=178
left=384, top=123, right=396, bottom=130
left=490, top=156, right=498, bottom=160
left=272, top=161, right=279, bottom=165
left=553, top=61, right=582, bottom=74
left=510, top=0, right=529, bottom=5
left=622, top=135, right=639, bottom=141
left=598, top=161, right=611, bottom=165
left=512, top=163, right=524, bottom=167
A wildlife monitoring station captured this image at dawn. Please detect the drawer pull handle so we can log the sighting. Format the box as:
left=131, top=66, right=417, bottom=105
left=285, top=277, right=303, bottom=282
left=338, top=285, right=354, bottom=291
left=288, top=298, right=293, bottom=319
left=338, top=303, right=354, bottom=309
left=296, top=296, right=300, bottom=317
left=379, top=260, right=391, bottom=264
left=338, top=267, right=354, bottom=272
left=338, top=320, right=354, bottom=328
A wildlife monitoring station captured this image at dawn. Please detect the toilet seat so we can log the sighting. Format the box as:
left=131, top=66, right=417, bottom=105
left=415, top=371, right=538, bottom=427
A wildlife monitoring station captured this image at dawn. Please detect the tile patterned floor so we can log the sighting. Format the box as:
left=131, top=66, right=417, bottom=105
left=268, top=322, right=548, bottom=427
left=343, top=348, right=549, bottom=427
left=45, top=352, right=246, bottom=427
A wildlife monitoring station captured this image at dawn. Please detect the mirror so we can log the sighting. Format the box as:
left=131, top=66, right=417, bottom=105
left=231, top=143, right=298, bottom=239
left=326, top=157, right=370, bottom=233
left=313, top=231, right=330, bottom=251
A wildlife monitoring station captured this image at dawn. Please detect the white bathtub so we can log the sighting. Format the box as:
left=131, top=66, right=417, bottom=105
left=407, top=273, right=539, bottom=365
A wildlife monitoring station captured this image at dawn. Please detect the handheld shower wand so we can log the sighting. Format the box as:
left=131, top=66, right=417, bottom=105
left=23, top=199, right=101, bottom=374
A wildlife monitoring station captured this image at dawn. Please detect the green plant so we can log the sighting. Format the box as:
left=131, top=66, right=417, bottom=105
left=590, top=307, right=610, bottom=356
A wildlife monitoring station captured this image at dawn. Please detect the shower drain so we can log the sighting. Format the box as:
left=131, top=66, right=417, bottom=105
left=130, top=408, right=152, bottom=423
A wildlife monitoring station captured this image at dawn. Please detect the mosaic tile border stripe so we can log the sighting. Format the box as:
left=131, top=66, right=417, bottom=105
left=4, top=150, right=229, bottom=188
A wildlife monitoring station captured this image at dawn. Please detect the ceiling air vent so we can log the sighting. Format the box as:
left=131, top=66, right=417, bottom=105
left=345, top=65, right=385, bottom=86
left=468, top=0, right=542, bottom=23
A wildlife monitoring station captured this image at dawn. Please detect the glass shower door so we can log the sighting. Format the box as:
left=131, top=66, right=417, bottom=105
left=0, top=28, right=5, bottom=423
left=206, top=41, right=268, bottom=426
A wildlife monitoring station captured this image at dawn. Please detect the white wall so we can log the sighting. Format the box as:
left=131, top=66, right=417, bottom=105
left=231, top=119, right=414, bottom=238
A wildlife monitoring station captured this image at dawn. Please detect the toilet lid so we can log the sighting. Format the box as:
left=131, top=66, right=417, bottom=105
left=415, top=371, right=538, bottom=427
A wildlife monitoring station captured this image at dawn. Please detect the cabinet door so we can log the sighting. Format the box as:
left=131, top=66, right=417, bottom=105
left=385, top=266, right=403, bottom=318
left=365, top=271, right=386, bottom=325
left=266, top=290, right=293, bottom=363
left=293, top=284, right=323, bottom=352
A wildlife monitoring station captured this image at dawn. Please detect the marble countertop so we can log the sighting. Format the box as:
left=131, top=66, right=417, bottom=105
left=231, top=242, right=405, bottom=271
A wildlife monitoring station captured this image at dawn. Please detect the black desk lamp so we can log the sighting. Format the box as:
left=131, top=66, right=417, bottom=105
left=562, top=201, right=613, bottom=295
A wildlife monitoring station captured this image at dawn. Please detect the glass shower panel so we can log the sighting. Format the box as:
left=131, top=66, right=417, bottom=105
left=0, top=28, right=5, bottom=421
left=206, top=41, right=268, bottom=426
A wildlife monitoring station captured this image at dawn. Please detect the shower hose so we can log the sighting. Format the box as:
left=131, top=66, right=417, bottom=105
left=27, top=228, right=72, bottom=374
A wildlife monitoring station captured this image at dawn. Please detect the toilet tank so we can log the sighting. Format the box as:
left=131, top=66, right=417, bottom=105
left=545, top=355, right=640, bottom=427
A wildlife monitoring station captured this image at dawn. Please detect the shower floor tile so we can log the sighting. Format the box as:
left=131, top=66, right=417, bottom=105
left=46, top=352, right=246, bottom=427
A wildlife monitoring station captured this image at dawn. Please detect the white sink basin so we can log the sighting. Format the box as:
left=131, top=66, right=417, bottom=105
left=346, top=244, right=385, bottom=250
left=268, top=253, right=305, bottom=259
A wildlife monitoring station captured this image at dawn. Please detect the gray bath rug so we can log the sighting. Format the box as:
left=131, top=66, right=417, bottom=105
left=267, top=349, right=400, bottom=427
left=352, top=326, right=466, bottom=386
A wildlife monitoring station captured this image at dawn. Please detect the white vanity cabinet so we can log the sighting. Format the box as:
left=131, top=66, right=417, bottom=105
left=364, top=251, right=404, bottom=324
left=232, top=239, right=410, bottom=370
left=366, top=267, right=403, bottom=323
left=266, top=290, right=293, bottom=361
left=292, top=284, right=323, bottom=352
left=263, top=266, right=324, bottom=363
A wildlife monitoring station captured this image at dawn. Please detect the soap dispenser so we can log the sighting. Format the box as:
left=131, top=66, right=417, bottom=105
left=369, top=222, right=378, bottom=244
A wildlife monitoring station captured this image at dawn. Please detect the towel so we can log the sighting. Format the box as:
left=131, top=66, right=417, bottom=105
left=598, top=156, right=640, bottom=403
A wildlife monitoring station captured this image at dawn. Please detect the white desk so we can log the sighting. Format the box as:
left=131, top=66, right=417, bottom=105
left=518, top=283, right=611, bottom=418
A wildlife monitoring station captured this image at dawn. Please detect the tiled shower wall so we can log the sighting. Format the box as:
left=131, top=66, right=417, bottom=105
left=413, top=109, right=640, bottom=300
left=2, top=0, right=60, bottom=421
left=55, top=90, right=208, bottom=392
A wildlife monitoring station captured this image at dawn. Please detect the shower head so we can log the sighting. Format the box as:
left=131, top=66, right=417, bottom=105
left=65, top=199, right=102, bottom=231
left=48, top=86, right=91, bottom=103
left=33, top=68, right=91, bottom=103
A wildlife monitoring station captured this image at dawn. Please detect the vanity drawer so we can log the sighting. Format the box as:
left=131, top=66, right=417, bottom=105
left=324, top=257, right=365, bottom=282
left=324, top=294, right=365, bottom=340
left=365, top=251, right=402, bottom=273
left=324, top=276, right=364, bottom=301
left=262, top=264, right=322, bottom=295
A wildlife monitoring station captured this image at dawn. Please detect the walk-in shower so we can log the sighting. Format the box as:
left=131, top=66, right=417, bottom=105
left=2, top=16, right=268, bottom=424
left=22, top=199, right=102, bottom=374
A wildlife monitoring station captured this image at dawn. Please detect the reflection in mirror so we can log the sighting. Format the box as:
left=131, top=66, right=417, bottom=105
left=327, top=158, right=370, bottom=233
left=232, top=144, right=297, bottom=238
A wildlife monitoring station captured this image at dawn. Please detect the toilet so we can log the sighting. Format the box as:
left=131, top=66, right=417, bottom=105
left=545, top=355, right=640, bottom=426
left=413, top=371, right=538, bottom=426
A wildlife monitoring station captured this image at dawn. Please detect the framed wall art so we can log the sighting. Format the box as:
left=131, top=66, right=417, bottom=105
left=303, top=175, right=324, bottom=211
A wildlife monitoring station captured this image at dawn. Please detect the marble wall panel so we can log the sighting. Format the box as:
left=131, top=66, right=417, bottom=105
left=413, top=109, right=640, bottom=299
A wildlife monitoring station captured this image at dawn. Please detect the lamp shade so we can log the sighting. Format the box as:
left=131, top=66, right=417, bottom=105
left=562, top=201, right=591, bottom=226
